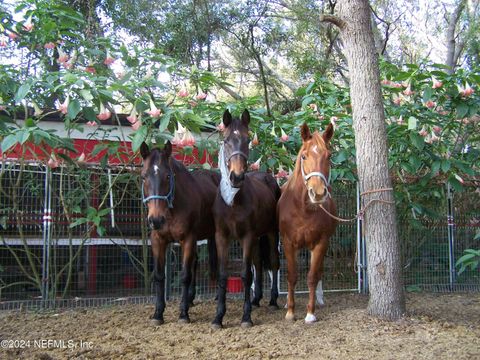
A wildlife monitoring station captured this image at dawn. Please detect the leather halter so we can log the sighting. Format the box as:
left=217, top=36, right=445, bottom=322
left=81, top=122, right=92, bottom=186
left=141, top=168, right=175, bottom=208
left=300, top=156, right=331, bottom=198
left=225, top=149, right=248, bottom=164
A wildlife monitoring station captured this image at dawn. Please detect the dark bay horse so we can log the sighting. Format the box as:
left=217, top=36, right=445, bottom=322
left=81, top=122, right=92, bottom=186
left=212, top=109, right=280, bottom=329
left=277, top=122, right=338, bottom=323
left=140, top=141, right=220, bottom=325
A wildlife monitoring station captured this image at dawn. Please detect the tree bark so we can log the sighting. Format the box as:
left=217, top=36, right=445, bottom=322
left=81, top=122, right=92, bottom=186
left=445, top=0, right=466, bottom=73
left=322, top=0, right=405, bottom=320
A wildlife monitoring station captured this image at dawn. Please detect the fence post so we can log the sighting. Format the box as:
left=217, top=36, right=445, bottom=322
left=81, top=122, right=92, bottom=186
left=356, top=182, right=362, bottom=293
left=41, top=166, right=52, bottom=307
left=446, top=183, right=456, bottom=289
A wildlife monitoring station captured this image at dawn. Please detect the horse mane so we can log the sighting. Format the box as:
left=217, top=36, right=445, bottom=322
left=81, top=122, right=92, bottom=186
left=284, top=131, right=328, bottom=192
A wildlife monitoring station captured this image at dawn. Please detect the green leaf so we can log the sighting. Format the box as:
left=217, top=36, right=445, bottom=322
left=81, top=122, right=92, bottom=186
left=69, top=217, right=89, bottom=228
left=456, top=103, right=469, bottom=119
left=1, top=134, right=18, bottom=152
left=98, top=208, right=111, bottom=217
left=409, top=132, right=425, bottom=150
left=159, top=112, right=170, bottom=132
left=83, top=107, right=97, bottom=122
left=15, top=82, right=32, bottom=103
left=431, top=160, right=440, bottom=175
left=441, top=160, right=451, bottom=173
left=301, top=95, right=314, bottom=108
left=131, top=125, right=148, bottom=152
left=19, top=129, right=30, bottom=144
left=67, top=99, right=82, bottom=119
left=407, top=116, right=417, bottom=130
left=422, top=87, right=433, bottom=102
left=80, top=89, right=94, bottom=102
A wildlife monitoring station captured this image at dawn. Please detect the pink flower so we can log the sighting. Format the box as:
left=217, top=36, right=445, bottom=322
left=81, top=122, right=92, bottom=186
left=430, top=133, right=440, bottom=143
left=432, top=79, right=443, bottom=89
left=0, top=105, right=7, bottom=111
left=47, top=157, right=59, bottom=169
left=330, top=116, right=338, bottom=127
left=115, top=71, right=125, bottom=79
left=77, top=152, right=86, bottom=164
left=279, top=128, right=289, bottom=142
left=217, top=122, right=225, bottom=132
left=0, top=37, right=7, bottom=47
left=96, top=103, right=111, bottom=121
left=454, top=174, right=465, bottom=184
left=275, top=167, right=289, bottom=179
left=182, top=131, right=195, bottom=146
left=309, top=103, right=318, bottom=112
left=104, top=56, right=115, bottom=66
left=196, top=92, right=207, bottom=100
left=189, top=101, right=198, bottom=107
left=57, top=54, right=69, bottom=63
left=433, top=126, right=442, bottom=134
left=396, top=116, right=404, bottom=125
left=131, top=119, right=142, bottom=131
left=24, top=23, right=34, bottom=32
left=44, top=42, right=56, bottom=49
left=392, top=82, right=403, bottom=88
left=63, top=62, right=73, bottom=69
left=393, top=95, right=402, bottom=105
left=317, top=114, right=325, bottom=121
left=85, top=66, right=96, bottom=74
left=381, top=79, right=391, bottom=86
left=419, top=127, right=428, bottom=137
left=458, top=83, right=475, bottom=97
left=56, top=96, right=69, bottom=115
left=403, top=86, right=414, bottom=96
left=146, top=99, right=161, bottom=118
left=250, top=157, right=261, bottom=171
left=8, top=32, right=18, bottom=40
left=127, top=107, right=138, bottom=124
left=86, top=121, right=97, bottom=126
left=425, top=100, right=436, bottom=109
left=251, top=132, right=259, bottom=146
left=177, top=89, right=189, bottom=98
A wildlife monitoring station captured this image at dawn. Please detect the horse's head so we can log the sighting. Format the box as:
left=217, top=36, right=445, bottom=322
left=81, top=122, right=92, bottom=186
left=299, top=123, right=334, bottom=204
left=140, top=141, right=175, bottom=230
left=222, top=109, right=250, bottom=188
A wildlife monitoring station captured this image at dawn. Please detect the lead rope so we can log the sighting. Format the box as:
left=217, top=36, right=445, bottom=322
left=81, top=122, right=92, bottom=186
left=319, top=187, right=395, bottom=223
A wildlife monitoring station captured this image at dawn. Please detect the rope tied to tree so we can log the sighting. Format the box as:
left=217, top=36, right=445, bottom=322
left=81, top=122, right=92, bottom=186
left=319, top=187, right=395, bottom=223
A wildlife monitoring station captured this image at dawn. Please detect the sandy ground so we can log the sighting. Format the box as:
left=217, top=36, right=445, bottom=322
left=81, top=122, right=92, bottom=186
left=0, top=292, right=479, bottom=360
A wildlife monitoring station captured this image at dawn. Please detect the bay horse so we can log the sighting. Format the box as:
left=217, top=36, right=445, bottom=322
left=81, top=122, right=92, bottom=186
left=277, top=122, right=338, bottom=323
left=212, top=109, right=280, bottom=329
left=140, top=141, right=219, bottom=325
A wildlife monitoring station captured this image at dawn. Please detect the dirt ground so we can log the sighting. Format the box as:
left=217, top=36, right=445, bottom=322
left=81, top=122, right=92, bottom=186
left=1, top=292, right=479, bottom=360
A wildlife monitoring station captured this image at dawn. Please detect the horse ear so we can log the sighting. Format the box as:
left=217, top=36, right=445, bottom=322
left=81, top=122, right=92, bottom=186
left=300, top=123, right=312, bottom=142
left=323, top=123, right=334, bottom=143
left=223, top=110, right=232, bottom=128
left=241, top=109, right=250, bottom=126
left=140, top=142, right=150, bottom=159
left=164, top=140, right=172, bottom=158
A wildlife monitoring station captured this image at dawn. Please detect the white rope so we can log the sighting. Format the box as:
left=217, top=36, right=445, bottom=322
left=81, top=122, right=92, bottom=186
left=219, top=144, right=240, bottom=206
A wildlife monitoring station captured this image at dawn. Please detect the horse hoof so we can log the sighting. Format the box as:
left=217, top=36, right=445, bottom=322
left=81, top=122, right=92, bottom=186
left=285, top=312, right=295, bottom=322
left=241, top=321, right=253, bottom=328
left=251, top=301, right=260, bottom=308
left=150, top=318, right=164, bottom=326
left=211, top=322, right=223, bottom=330
left=178, top=317, right=190, bottom=324
left=304, top=313, right=317, bottom=324
left=269, top=302, right=279, bottom=310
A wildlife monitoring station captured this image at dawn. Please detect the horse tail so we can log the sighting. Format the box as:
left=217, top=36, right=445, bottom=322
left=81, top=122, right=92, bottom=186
left=207, top=237, right=218, bottom=282
left=258, top=233, right=280, bottom=271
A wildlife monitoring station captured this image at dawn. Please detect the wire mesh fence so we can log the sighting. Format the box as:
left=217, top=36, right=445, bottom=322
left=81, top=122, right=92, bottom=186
left=0, top=162, right=479, bottom=310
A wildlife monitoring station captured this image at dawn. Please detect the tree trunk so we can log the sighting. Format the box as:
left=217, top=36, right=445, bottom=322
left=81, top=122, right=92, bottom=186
left=321, top=0, right=405, bottom=320
left=445, top=0, right=466, bottom=73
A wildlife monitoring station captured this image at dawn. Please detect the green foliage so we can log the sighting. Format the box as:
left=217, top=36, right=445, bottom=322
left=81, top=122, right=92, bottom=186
left=456, top=249, right=480, bottom=276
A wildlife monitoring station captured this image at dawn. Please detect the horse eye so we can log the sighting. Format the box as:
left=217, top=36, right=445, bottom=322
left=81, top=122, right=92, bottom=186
left=167, top=174, right=171, bottom=180
left=301, top=154, right=306, bottom=160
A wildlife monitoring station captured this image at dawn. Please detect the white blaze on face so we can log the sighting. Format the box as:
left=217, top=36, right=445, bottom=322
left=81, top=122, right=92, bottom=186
left=312, top=145, right=319, bottom=154
left=153, top=165, right=159, bottom=175
left=233, top=130, right=240, bottom=136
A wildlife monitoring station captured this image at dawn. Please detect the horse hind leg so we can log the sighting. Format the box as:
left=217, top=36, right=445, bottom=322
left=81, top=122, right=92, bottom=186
left=267, top=232, right=280, bottom=309
left=251, top=241, right=263, bottom=307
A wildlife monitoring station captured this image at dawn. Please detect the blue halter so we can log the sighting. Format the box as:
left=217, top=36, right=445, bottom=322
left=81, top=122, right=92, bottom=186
left=141, top=169, right=175, bottom=208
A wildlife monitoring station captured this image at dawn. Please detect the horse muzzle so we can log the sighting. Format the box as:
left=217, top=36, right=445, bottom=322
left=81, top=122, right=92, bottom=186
left=308, top=187, right=328, bottom=204
left=148, top=216, right=166, bottom=230
left=229, top=171, right=245, bottom=188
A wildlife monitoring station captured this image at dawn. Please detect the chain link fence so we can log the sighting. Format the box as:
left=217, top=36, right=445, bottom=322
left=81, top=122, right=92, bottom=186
left=0, top=162, right=478, bottom=310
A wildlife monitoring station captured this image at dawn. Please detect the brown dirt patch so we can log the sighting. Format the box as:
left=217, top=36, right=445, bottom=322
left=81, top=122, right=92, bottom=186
left=1, top=292, right=479, bottom=359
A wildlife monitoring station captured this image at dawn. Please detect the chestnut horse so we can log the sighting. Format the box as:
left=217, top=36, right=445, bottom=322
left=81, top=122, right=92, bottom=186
left=140, top=141, right=219, bottom=325
left=277, top=122, right=338, bottom=323
left=212, top=109, right=280, bottom=329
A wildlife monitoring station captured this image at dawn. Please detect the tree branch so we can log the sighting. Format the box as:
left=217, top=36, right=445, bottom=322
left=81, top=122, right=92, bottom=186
left=320, top=14, right=346, bottom=30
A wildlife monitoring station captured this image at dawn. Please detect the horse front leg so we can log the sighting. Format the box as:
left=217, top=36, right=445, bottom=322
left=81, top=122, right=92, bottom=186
left=151, top=234, right=167, bottom=325
left=283, top=239, right=298, bottom=322
left=305, top=239, right=329, bottom=324
left=240, top=234, right=254, bottom=328
left=179, top=236, right=195, bottom=323
left=188, top=251, right=198, bottom=306
left=212, top=231, right=229, bottom=329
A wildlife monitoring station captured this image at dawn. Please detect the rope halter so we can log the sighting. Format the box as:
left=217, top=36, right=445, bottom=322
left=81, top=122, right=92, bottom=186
left=141, top=168, right=175, bottom=208
left=300, top=156, right=331, bottom=199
